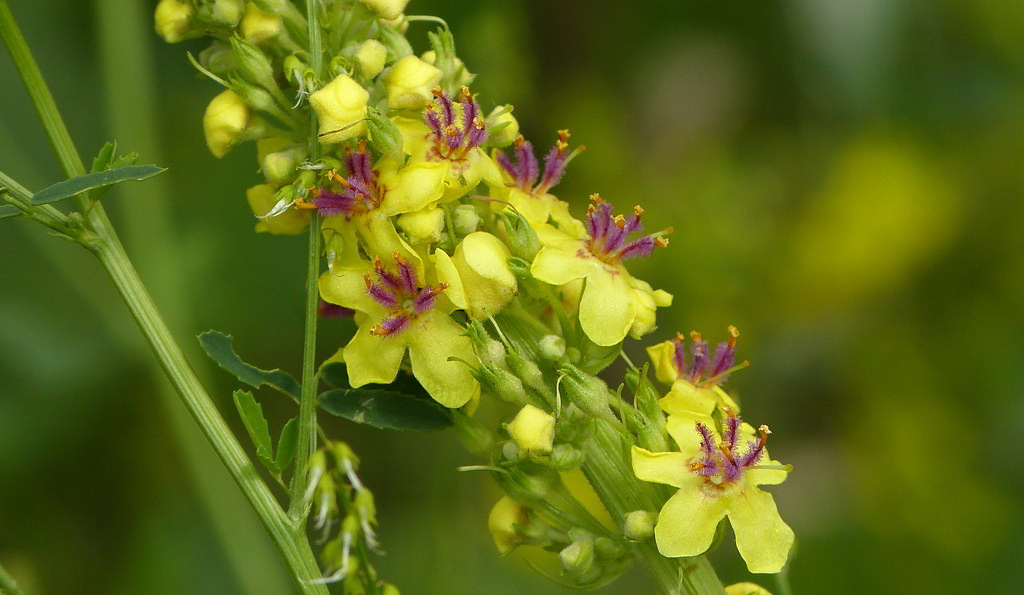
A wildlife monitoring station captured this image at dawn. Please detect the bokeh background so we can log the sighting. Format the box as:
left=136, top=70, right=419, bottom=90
left=2, top=0, right=1022, bottom=593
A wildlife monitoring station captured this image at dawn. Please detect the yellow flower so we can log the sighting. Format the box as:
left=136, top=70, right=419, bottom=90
left=154, top=0, right=194, bottom=43
left=396, top=207, right=444, bottom=245
left=203, top=90, right=250, bottom=158
left=393, top=87, right=503, bottom=203
left=318, top=256, right=479, bottom=408
left=631, top=411, right=793, bottom=573
left=646, top=328, right=745, bottom=416
left=210, top=0, right=244, bottom=27
left=386, top=56, right=442, bottom=110
left=506, top=404, right=555, bottom=454
left=358, top=0, right=409, bottom=20
left=354, top=39, right=388, bottom=79
left=310, top=74, right=369, bottom=144
left=240, top=3, right=282, bottom=44
left=629, top=278, right=673, bottom=339
left=485, top=105, right=519, bottom=147
left=246, top=184, right=310, bottom=235
left=490, top=130, right=584, bottom=232
left=530, top=196, right=670, bottom=346
left=434, top=231, right=517, bottom=320
left=256, top=137, right=304, bottom=184
left=488, top=496, right=527, bottom=553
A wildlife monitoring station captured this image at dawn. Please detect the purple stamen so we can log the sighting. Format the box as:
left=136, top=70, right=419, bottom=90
left=690, top=415, right=772, bottom=487
left=690, top=339, right=709, bottom=382
left=670, top=327, right=742, bottom=387
left=371, top=314, right=410, bottom=337
left=424, top=87, right=488, bottom=162
left=309, top=145, right=383, bottom=219
left=367, top=282, right=399, bottom=309
left=396, top=257, right=418, bottom=294
left=583, top=197, right=669, bottom=264
left=723, top=414, right=740, bottom=452
left=362, top=260, right=447, bottom=338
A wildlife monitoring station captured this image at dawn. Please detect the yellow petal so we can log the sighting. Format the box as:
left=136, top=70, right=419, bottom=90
left=342, top=325, right=407, bottom=387
left=507, top=404, right=555, bottom=454
left=396, top=207, right=444, bottom=245
left=506, top=188, right=552, bottom=227
left=379, top=160, right=448, bottom=216
left=310, top=74, right=368, bottom=144
left=578, top=267, right=636, bottom=347
left=631, top=446, right=692, bottom=489
left=246, top=184, right=310, bottom=235
left=726, top=488, right=794, bottom=573
left=488, top=496, right=527, bottom=554
left=665, top=412, right=716, bottom=455
left=386, top=55, right=441, bottom=110
left=433, top=248, right=469, bottom=310
left=406, top=310, right=479, bottom=407
left=318, top=266, right=378, bottom=314
left=355, top=210, right=424, bottom=278
left=530, top=244, right=592, bottom=286
left=646, top=341, right=679, bottom=384
left=547, top=197, right=587, bottom=238
left=660, top=380, right=718, bottom=417
left=654, top=482, right=729, bottom=558
left=725, top=582, right=773, bottom=595
left=392, top=115, right=430, bottom=159
left=452, top=231, right=517, bottom=319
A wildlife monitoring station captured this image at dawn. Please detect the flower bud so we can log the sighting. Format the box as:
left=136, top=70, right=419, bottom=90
left=551, top=443, right=584, bottom=470
left=230, top=36, right=278, bottom=94
left=209, top=0, right=244, bottom=26
left=310, top=74, right=369, bottom=144
left=594, top=536, right=625, bottom=559
left=359, top=0, right=409, bottom=20
left=154, top=0, right=195, bottom=43
left=366, top=106, right=403, bottom=161
left=354, top=489, right=376, bottom=525
left=725, top=583, right=773, bottom=595
left=283, top=54, right=307, bottom=82
left=376, top=22, right=413, bottom=60
left=247, top=184, right=310, bottom=235
left=488, top=496, right=527, bottom=553
left=478, top=364, right=527, bottom=406
left=501, top=441, right=520, bottom=461
left=499, top=210, right=540, bottom=260
left=397, top=207, right=444, bottom=245
left=505, top=350, right=554, bottom=404
left=199, top=41, right=237, bottom=76
left=507, top=404, right=555, bottom=455
left=559, top=538, right=595, bottom=574
left=386, top=56, right=441, bottom=110
left=452, top=204, right=481, bottom=237
left=203, top=90, right=250, bottom=158
left=558, top=364, right=617, bottom=424
left=623, top=510, right=657, bottom=541
left=354, top=39, right=388, bottom=79
left=450, top=232, right=517, bottom=319
left=230, top=78, right=279, bottom=116
left=241, top=3, right=281, bottom=44
left=538, top=335, right=566, bottom=362
left=485, top=105, right=519, bottom=148
left=261, top=146, right=305, bottom=185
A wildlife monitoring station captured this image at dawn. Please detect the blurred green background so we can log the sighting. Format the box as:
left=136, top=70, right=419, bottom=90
left=2, top=0, right=1022, bottom=593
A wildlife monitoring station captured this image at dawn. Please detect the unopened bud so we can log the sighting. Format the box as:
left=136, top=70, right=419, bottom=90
left=261, top=146, right=305, bottom=185
left=505, top=350, right=548, bottom=398
left=354, top=489, right=376, bottom=524
left=499, top=210, right=540, bottom=260
left=209, top=0, right=244, bottom=26
left=359, top=0, right=409, bottom=20
left=507, top=404, right=555, bottom=455
left=199, top=41, right=237, bottom=76
left=538, top=335, right=566, bottom=362
left=558, top=364, right=617, bottom=424
left=366, top=106, right=403, bottom=160
left=488, top=496, right=527, bottom=553
left=247, top=183, right=310, bottom=235
left=230, top=36, right=278, bottom=94
left=594, top=536, right=625, bottom=559
left=154, top=0, right=195, bottom=43
left=559, top=538, right=595, bottom=574
left=501, top=441, right=520, bottom=461
left=241, top=3, right=281, bottom=44
left=310, top=74, right=369, bottom=144
left=376, top=22, right=413, bottom=60
left=386, top=55, right=441, bottom=110
left=550, top=443, right=584, bottom=470
left=283, top=54, right=307, bottom=82
left=203, top=90, right=249, bottom=158
left=479, top=364, right=527, bottom=406
left=397, top=207, right=444, bottom=245
left=485, top=105, right=519, bottom=148
left=354, top=39, right=388, bottom=79
left=623, top=510, right=657, bottom=541
left=230, top=78, right=279, bottom=116
left=452, top=204, right=481, bottom=236
left=724, top=583, right=773, bottom=595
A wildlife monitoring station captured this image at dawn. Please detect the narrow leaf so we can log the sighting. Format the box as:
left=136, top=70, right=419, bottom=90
left=32, top=164, right=167, bottom=205
left=232, top=390, right=279, bottom=473
left=91, top=141, right=117, bottom=173
left=319, top=388, right=452, bottom=431
left=199, top=330, right=301, bottom=398
left=0, top=204, right=20, bottom=219
left=275, top=417, right=299, bottom=471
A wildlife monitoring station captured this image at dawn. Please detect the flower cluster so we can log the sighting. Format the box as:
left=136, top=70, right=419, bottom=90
left=161, top=0, right=793, bottom=589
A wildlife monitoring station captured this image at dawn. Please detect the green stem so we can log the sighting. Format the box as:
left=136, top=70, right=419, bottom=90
left=581, top=419, right=724, bottom=595
left=0, top=559, right=23, bottom=595
left=0, top=2, right=327, bottom=591
left=287, top=0, right=325, bottom=522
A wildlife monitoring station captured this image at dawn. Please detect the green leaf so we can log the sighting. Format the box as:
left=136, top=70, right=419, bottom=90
left=233, top=390, right=279, bottom=473
left=91, top=141, right=117, bottom=173
left=199, top=330, right=301, bottom=399
left=31, top=164, right=166, bottom=206
left=319, top=388, right=452, bottom=431
left=0, top=204, right=20, bottom=219
left=275, top=417, right=299, bottom=471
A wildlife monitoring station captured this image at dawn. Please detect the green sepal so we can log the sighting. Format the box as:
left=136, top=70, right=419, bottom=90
left=318, top=388, right=452, bottom=431
left=198, top=330, right=301, bottom=399
left=274, top=417, right=299, bottom=472
left=232, top=389, right=279, bottom=473
left=32, top=164, right=165, bottom=206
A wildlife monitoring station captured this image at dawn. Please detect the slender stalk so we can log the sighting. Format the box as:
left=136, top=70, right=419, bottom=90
left=0, top=2, right=327, bottom=591
left=0, top=559, right=23, bottom=595
left=287, top=0, right=325, bottom=522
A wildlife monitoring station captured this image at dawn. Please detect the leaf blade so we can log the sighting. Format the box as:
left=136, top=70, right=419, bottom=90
left=319, top=388, right=452, bottom=432
left=232, top=390, right=279, bottom=473
left=0, top=204, right=21, bottom=219
left=199, top=330, right=301, bottom=399
left=275, top=417, right=299, bottom=471
left=31, top=164, right=167, bottom=205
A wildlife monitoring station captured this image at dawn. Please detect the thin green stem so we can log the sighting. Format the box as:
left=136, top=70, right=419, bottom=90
left=0, top=2, right=327, bottom=591
left=287, top=0, right=325, bottom=522
left=0, top=559, right=23, bottom=595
